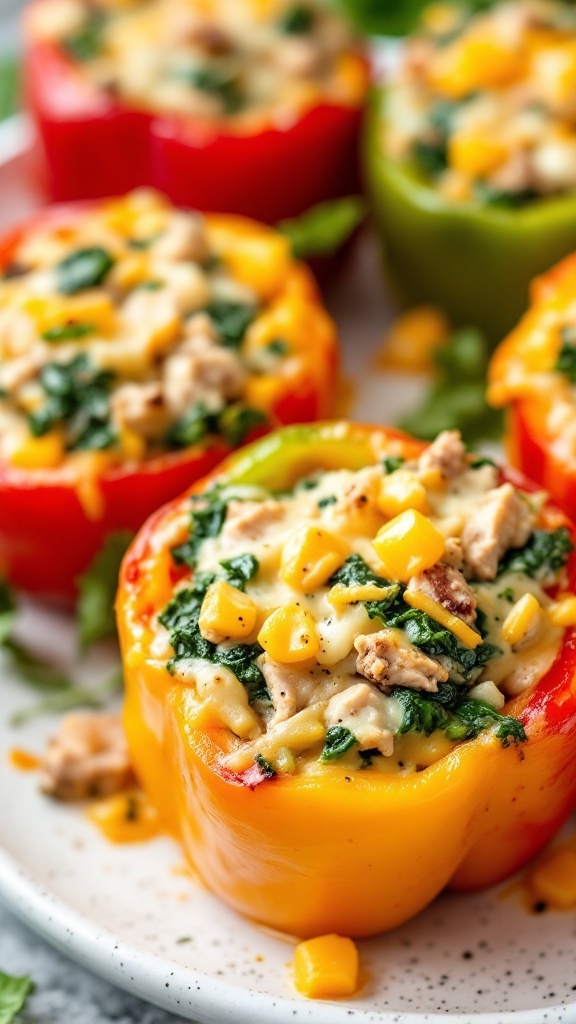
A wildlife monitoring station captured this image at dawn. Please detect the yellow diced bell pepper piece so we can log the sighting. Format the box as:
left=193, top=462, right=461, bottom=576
left=430, top=35, right=523, bottom=99
left=8, top=431, right=65, bottom=470
left=448, top=134, right=508, bottom=178
left=378, top=469, right=429, bottom=517
left=372, top=510, right=445, bottom=582
left=548, top=593, right=576, bottom=627
left=199, top=580, right=258, bottom=643
left=280, top=525, right=349, bottom=592
left=258, top=604, right=319, bottom=663
left=404, top=589, right=482, bottom=648
left=210, top=222, right=292, bottom=301
left=529, top=848, right=576, bottom=910
left=102, top=188, right=169, bottom=237
left=24, top=292, right=116, bottom=337
left=501, top=593, right=542, bottom=646
left=110, top=254, right=150, bottom=291
left=294, top=934, right=359, bottom=999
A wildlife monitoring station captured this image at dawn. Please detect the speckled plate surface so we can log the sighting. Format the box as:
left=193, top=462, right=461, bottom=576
left=0, top=116, right=576, bottom=1024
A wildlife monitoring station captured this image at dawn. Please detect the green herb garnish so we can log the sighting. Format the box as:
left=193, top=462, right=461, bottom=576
left=77, top=531, right=133, bottom=648
left=171, top=489, right=228, bottom=568
left=218, top=404, right=267, bottom=447
left=279, top=196, right=365, bottom=260
left=319, top=726, right=357, bottom=762
left=55, top=247, right=115, bottom=295
left=41, top=321, right=96, bottom=342
left=28, top=354, right=115, bottom=451
left=382, top=455, right=405, bottom=474
left=554, top=326, right=576, bottom=383
left=62, top=11, right=106, bottom=61
left=499, top=527, right=573, bottom=579
left=255, top=754, right=276, bottom=778
left=204, top=300, right=255, bottom=348
left=0, top=971, right=34, bottom=1024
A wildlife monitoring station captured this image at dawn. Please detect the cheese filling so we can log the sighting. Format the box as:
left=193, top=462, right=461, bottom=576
left=0, top=188, right=300, bottom=469
left=29, top=0, right=365, bottom=127
left=155, top=430, right=574, bottom=777
left=385, top=0, right=576, bottom=204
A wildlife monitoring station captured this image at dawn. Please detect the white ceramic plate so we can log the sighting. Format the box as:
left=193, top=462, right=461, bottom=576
left=0, top=116, right=576, bottom=1024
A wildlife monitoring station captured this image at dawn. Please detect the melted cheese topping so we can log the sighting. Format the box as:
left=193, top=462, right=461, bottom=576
left=385, top=0, right=576, bottom=203
left=0, top=188, right=300, bottom=470
left=155, top=431, right=573, bottom=777
left=29, top=0, right=365, bottom=127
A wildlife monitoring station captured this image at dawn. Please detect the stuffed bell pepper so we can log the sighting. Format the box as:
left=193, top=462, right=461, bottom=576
left=0, top=188, right=337, bottom=600
left=489, top=252, right=576, bottom=520
left=23, top=0, right=369, bottom=223
left=365, top=0, right=576, bottom=343
left=118, top=421, right=576, bottom=938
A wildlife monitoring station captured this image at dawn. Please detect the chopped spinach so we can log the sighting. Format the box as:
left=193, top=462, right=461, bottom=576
left=382, top=455, right=405, bottom=474
left=498, top=527, right=573, bottom=579
left=255, top=754, right=276, bottom=778
left=204, top=299, right=255, bottom=348
left=169, top=401, right=267, bottom=450
left=279, top=4, right=315, bottom=32
left=445, top=698, right=526, bottom=745
left=395, top=686, right=450, bottom=736
left=62, top=11, right=106, bottom=62
left=394, top=685, right=526, bottom=747
left=474, top=182, right=539, bottom=207
left=498, top=587, right=515, bottom=603
left=412, top=138, right=448, bottom=177
left=329, top=553, right=401, bottom=622
left=266, top=338, right=290, bottom=356
left=168, top=403, right=213, bottom=448
left=28, top=354, right=115, bottom=451
left=55, top=246, right=115, bottom=295
left=554, top=326, right=576, bottom=383
left=218, top=404, right=267, bottom=447
left=219, top=553, right=259, bottom=591
left=41, top=321, right=96, bottom=342
left=318, top=495, right=337, bottom=509
left=0, top=581, right=16, bottom=645
left=176, top=65, right=244, bottom=113
left=171, top=490, right=228, bottom=569
left=386, top=603, right=497, bottom=681
left=319, top=725, right=357, bottom=762
left=358, top=748, right=382, bottom=768
left=470, top=455, right=497, bottom=469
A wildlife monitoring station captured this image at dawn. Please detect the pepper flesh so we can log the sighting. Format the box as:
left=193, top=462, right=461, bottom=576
left=364, top=89, right=576, bottom=345
left=0, top=206, right=338, bottom=601
left=23, top=6, right=369, bottom=224
left=117, top=421, right=576, bottom=938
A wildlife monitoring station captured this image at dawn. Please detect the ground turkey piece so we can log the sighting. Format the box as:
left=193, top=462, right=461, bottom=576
left=221, top=499, right=284, bottom=542
left=461, top=483, right=534, bottom=581
left=325, top=682, right=394, bottom=755
left=406, top=563, right=477, bottom=625
left=40, top=712, right=134, bottom=801
left=163, top=340, right=246, bottom=418
left=354, top=628, right=448, bottom=693
left=110, top=381, right=170, bottom=440
left=259, top=655, right=299, bottom=726
left=419, top=429, right=467, bottom=479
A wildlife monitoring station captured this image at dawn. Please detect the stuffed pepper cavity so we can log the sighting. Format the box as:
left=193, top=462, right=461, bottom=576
left=0, top=189, right=337, bottom=599
left=365, top=0, right=576, bottom=341
left=24, top=0, right=369, bottom=221
left=118, top=422, right=576, bottom=938
left=489, top=252, right=576, bottom=516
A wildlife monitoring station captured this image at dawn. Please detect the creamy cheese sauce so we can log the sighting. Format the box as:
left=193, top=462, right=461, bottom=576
left=29, top=0, right=363, bottom=127
left=155, top=431, right=573, bottom=777
left=385, top=0, right=576, bottom=204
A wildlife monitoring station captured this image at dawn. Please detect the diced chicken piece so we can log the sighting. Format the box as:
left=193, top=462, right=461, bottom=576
left=40, top=712, right=134, bottom=801
left=153, top=212, right=210, bottom=265
left=355, top=628, right=448, bottom=693
left=0, top=348, right=46, bottom=395
left=184, top=312, right=219, bottom=344
left=259, top=656, right=300, bottom=727
left=406, top=563, right=477, bottom=625
left=188, top=23, right=233, bottom=55
left=0, top=309, right=38, bottom=362
left=461, top=483, right=534, bottom=581
left=221, top=498, right=284, bottom=542
left=419, top=430, right=468, bottom=479
left=490, top=149, right=532, bottom=194
left=110, top=381, right=170, bottom=440
left=163, top=344, right=246, bottom=418
left=443, top=536, right=464, bottom=570
left=275, top=38, right=323, bottom=77
left=329, top=466, right=383, bottom=536
left=325, top=682, right=395, bottom=756
left=154, top=263, right=210, bottom=315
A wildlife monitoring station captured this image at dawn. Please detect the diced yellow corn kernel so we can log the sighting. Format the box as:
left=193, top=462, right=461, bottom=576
left=199, top=581, right=258, bottom=643
left=404, top=589, right=482, bottom=648
left=547, top=594, right=576, bottom=627
left=378, top=469, right=429, bottom=517
left=430, top=36, right=523, bottom=99
left=110, top=254, right=150, bottom=291
left=501, top=593, right=542, bottom=646
left=8, top=431, right=65, bottom=470
left=258, top=604, right=319, bottom=664
left=294, top=935, right=359, bottom=999
left=280, top=526, right=349, bottom=593
left=448, top=134, right=508, bottom=177
left=87, top=790, right=161, bottom=844
left=328, top=581, right=397, bottom=610
left=142, top=312, right=181, bottom=357
left=118, top=426, right=147, bottom=462
left=372, top=510, right=445, bottom=583
left=102, top=189, right=168, bottom=236
left=376, top=306, right=450, bottom=373
left=211, top=225, right=291, bottom=301
left=530, top=848, right=576, bottom=910
left=24, top=292, right=116, bottom=336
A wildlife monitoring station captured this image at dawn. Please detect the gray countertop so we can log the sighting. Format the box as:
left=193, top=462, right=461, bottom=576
left=0, top=900, right=188, bottom=1023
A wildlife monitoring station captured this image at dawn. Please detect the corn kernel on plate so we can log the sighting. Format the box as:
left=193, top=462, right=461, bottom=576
left=1, top=114, right=576, bottom=1024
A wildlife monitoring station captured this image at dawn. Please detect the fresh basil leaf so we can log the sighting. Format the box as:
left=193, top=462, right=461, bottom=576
left=0, top=971, right=34, bottom=1024
left=77, top=531, right=133, bottom=648
left=319, top=725, right=357, bottom=762
left=55, top=247, right=115, bottom=295
left=279, top=196, right=365, bottom=260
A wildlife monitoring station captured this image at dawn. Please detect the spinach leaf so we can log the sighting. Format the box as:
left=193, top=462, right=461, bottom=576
left=498, top=527, right=573, bottom=579
left=279, top=196, right=365, bottom=260
left=255, top=754, right=276, bottom=778
left=386, top=604, right=496, bottom=680
left=412, top=138, right=448, bottom=176
left=329, top=553, right=401, bottom=622
left=168, top=403, right=214, bottom=448
left=77, top=531, right=133, bottom=648
left=55, top=247, right=115, bottom=295
left=41, top=321, right=96, bottom=342
left=171, top=490, right=228, bottom=568
left=205, top=300, right=255, bottom=348
left=176, top=66, right=244, bottom=113
left=319, top=726, right=357, bottom=762
left=394, top=686, right=526, bottom=747
left=219, top=553, right=259, bottom=591
left=218, top=404, right=267, bottom=447
left=474, top=182, right=539, bottom=208
left=0, top=971, right=34, bottom=1024
left=382, top=455, right=405, bottom=474
left=318, top=495, right=337, bottom=509
left=62, top=11, right=106, bottom=61
left=29, top=354, right=115, bottom=451
left=395, top=687, right=450, bottom=736
left=266, top=338, right=290, bottom=356
left=445, top=698, right=526, bottom=745
left=279, top=4, right=315, bottom=33
left=554, top=326, right=576, bottom=383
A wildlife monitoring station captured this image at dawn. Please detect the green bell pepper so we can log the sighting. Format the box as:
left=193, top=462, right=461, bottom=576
left=364, top=88, right=576, bottom=345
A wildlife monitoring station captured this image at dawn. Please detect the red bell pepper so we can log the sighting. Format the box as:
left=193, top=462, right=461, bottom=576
left=23, top=3, right=369, bottom=224
left=0, top=202, right=338, bottom=601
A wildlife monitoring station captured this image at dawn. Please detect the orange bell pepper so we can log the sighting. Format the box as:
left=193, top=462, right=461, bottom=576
left=117, top=422, right=576, bottom=938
